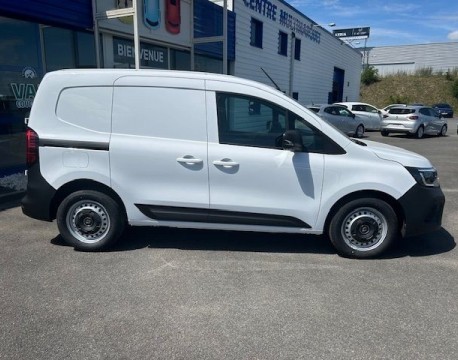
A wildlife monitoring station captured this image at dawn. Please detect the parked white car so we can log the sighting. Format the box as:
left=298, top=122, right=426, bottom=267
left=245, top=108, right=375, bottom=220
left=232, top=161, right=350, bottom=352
left=381, top=105, right=448, bottom=138
left=307, top=104, right=365, bottom=138
left=22, top=69, right=445, bottom=259
left=334, top=102, right=382, bottom=130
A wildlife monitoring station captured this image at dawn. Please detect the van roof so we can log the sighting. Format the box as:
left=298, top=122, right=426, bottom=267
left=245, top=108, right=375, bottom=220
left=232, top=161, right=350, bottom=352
left=45, top=68, right=278, bottom=92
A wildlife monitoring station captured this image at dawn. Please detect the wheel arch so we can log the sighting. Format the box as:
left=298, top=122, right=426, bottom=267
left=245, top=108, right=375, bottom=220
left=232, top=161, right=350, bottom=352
left=324, top=190, right=405, bottom=235
left=50, top=179, right=127, bottom=221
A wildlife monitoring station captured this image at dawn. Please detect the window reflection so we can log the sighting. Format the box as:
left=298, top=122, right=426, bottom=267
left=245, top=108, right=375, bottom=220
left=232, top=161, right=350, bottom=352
left=43, top=27, right=75, bottom=71
left=0, top=17, right=40, bottom=67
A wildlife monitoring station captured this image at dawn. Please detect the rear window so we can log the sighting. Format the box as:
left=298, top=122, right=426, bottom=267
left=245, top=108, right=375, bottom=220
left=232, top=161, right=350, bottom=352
left=389, top=108, right=416, bottom=115
left=56, top=86, right=112, bottom=133
left=308, top=107, right=319, bottom=114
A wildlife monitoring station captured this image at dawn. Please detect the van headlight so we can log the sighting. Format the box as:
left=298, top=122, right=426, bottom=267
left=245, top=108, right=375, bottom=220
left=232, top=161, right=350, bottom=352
left=405, top=167, right=440, bottom=187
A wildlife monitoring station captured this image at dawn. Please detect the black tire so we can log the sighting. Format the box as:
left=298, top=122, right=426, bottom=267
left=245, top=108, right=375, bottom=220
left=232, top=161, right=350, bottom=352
left=328, top=198, right=398, bottom=259
left=56, top=190, right=126, bottom=251
left=415, top=126, right=424, bottom=139
left=381, top=130, right=389, bottom=137
left=439, top=125, right=447, bottom=136
left=355, top=124, right=365, bottom=138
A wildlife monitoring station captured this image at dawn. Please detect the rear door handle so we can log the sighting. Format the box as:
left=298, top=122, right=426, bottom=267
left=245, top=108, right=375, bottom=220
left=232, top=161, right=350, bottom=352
left=213, top=159, right=239, bottom=168
left=177, top=156, right=203, bottom=165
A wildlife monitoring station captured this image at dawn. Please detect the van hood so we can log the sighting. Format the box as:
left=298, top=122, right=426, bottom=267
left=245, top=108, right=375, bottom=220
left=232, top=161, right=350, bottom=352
left=362, top=140, right=432, bottom=168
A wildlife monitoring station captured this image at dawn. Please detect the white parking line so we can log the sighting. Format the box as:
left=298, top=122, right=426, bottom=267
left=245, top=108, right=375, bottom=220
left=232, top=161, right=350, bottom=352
left=442, top=188, right=458, bottom=193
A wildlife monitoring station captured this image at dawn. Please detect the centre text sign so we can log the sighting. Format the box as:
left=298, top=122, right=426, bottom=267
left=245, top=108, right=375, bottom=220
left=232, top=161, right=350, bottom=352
left=243, top=0, right=321, bottom=44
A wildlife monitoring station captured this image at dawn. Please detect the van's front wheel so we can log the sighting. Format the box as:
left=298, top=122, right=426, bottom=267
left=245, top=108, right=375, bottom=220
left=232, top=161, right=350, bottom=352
left=57, top=190, right=126, bottom=251
left=328, top=198, right=398, bottom=258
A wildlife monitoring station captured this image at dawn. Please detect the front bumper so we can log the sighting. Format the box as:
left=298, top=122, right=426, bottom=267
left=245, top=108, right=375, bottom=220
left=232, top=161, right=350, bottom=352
left=398, top=183, right=445, bottom=237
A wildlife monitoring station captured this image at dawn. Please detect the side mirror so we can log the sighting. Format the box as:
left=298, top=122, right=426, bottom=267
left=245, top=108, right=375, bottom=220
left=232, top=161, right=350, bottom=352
left=282, top=130, right=304, bottom=152
left=351, top=113, right=356, bottom=119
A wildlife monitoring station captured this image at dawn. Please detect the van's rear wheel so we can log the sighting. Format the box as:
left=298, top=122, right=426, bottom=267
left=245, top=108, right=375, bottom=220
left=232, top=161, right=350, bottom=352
left=328, top=198, right=398, bottom=258
left=57, top=190, right=126, bottom=251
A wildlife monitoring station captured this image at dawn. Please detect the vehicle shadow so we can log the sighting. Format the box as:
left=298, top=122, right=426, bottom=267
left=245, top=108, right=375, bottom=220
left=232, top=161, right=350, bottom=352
left=384, top=227, right=456, bottom=259
left=50, top=226, right=456, bottom=258
left=112, top=227, right=336, bottom=255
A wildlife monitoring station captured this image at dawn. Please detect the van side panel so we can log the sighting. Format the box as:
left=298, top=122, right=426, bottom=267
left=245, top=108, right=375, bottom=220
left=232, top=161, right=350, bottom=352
left=110, top=79, right=209, bottom=223
left=37, top=86, right=112, bottom=190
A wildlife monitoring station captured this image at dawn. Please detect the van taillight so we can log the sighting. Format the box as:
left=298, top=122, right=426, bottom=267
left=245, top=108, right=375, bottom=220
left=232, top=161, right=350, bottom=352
left=408, top=115, right=419, bottom=120
left=26, top=128, right=39, bottom=167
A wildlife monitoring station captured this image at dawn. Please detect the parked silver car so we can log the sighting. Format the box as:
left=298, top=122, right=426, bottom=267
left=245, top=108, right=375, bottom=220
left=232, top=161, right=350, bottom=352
left=308, top=104, right=365, bottom=138
left=334, top=102, right=382, bottom=130
left=381, top=105, right=448, bottom=138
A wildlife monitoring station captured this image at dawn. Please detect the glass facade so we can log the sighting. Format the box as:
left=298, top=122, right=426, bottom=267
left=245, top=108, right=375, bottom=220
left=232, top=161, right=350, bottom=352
left=0, top=16, right=96, bottom=196
left=0, top=17, right=42, bottom=195
left=170, top=49, right=191, bottom=71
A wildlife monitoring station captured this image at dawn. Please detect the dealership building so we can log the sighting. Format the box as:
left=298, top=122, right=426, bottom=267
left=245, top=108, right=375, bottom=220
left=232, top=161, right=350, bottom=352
left=0, top=0, right=361, bottom=196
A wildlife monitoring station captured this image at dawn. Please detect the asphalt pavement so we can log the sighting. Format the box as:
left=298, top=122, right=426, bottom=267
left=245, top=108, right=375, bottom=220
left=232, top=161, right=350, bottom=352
left=1, top=120, right=457, bottom=359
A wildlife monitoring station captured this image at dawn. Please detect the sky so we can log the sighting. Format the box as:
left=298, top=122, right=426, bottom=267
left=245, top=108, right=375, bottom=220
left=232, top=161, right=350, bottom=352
left=285, top=0, right=458, bottom=47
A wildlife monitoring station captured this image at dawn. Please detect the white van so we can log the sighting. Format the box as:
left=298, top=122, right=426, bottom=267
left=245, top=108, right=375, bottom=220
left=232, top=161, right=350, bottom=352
left=22, top=70, right=445, bottom=258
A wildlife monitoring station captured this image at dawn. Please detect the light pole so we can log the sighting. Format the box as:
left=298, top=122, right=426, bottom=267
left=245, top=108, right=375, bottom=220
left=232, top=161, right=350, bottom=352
left=289, top=31, right=295, bottom=97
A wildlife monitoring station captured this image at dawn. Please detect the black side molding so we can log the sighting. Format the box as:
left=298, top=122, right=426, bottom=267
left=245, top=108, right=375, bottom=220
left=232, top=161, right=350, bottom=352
left=136, top=204, right=311, bottom=228
left=40, top=139, right=109, bottom=151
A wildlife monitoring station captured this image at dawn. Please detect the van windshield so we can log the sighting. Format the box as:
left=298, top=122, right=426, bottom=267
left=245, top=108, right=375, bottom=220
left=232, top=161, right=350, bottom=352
left=389, top=108, right=416, bottom=114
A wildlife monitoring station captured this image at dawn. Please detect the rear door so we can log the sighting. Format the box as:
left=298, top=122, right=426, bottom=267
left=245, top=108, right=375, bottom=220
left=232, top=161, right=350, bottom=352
left=419, top=107, right=436, bottom=133
left=350, top=104, right=372, bottom=129
left=358, top=104, right=381, bottom=130
left=334, top=105, right=356, bottom=134
left=322, top=106, right=343, bottom=130
left=110, top=76, right=209, bottom=220
left=427, top=107, right=444, bottom=132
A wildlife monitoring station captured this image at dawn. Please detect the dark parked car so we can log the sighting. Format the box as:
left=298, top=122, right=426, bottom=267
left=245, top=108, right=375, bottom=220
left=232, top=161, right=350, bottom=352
left=432, top=103, right=454, bottom=118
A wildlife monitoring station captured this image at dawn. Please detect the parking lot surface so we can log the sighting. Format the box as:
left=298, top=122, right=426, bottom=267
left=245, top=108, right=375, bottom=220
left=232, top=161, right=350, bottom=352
left=1, top=120, right=457, bottom=359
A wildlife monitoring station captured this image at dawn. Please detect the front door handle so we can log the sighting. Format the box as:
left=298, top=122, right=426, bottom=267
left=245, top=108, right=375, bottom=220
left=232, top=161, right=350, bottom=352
left=213, top=159, right=239, bottom=168
left=177, top=156, right=203, bottom=165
